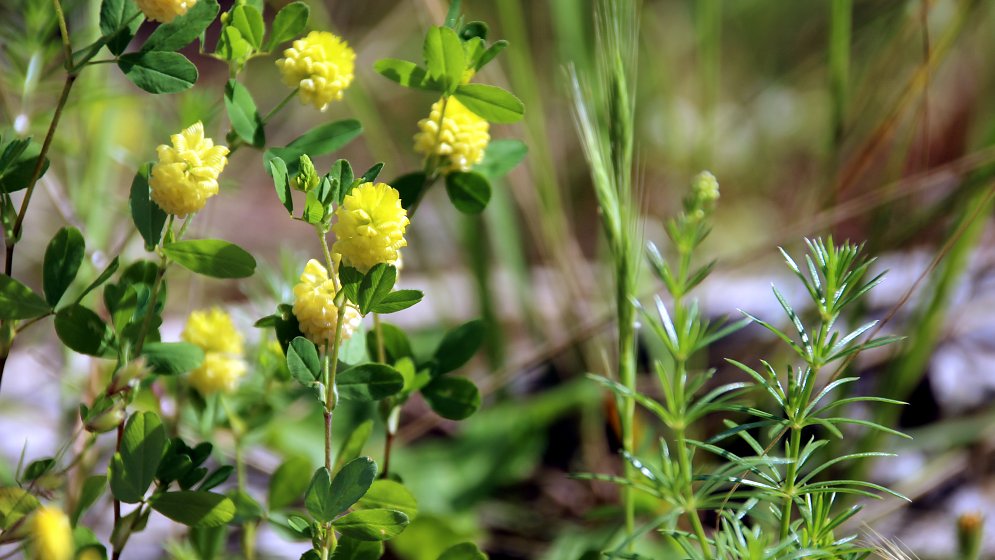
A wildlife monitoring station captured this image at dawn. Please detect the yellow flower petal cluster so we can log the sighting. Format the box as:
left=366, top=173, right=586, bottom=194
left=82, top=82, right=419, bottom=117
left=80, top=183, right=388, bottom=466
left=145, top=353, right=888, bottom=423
left=413, top=96, right=490, bottom=174
left=135, top=0, right=192, bottom=23
left=30, top=506, right=72, bottom=560
left=182, top=308, right=245, bottom=396
left=332, top=183, right=409, bottom=273
left=150, top=122, right=229, bottom=216
left=276, top=31, right=355, bottom=111
left=182, top=308, right=243, bottom=355
left=293, top=259, right=362, bottom=345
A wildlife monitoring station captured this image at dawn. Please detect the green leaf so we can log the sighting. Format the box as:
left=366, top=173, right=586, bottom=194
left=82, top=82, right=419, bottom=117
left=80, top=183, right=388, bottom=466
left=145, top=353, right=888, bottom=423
left=266, top=157, right=293, bottom=214
left=391, top=172, right=428, bottom=210
left=23, top=458, right=55, bottom=481
left=475, top=140, right=527, bottom=179
left=164, top=239, right=256, bottom=278
left=454, top=84, right=524, bottom=123
left=266, top=120, right=363, bottom=176
left=445, top=172, right=491, bottom=214
left=423, top=26, right=465, bottom=94
left=357, top=480, right=417, bottom=521
left=372, top=59, right=440, bottom=91
left=475, top=40, right=507, bottom=70
left=0, top=487, right=39, bottom=531
left=0, top=137, right=49, bottom=193
left=370, top=290, right=423, bottom=314
left=198, top=466, right=234, bottom=492
left=74, top=257, right=119, bottom=305
left=287, top=336, right=321, bottom=386
left=433, top=319, right=485, bottom=375
left=99, top=0, right=141, bottom=55
left=265, top=1, right=309, bottom=51
left=459, top=21, right=488, bottom=41
left=0, top=275, right=50, bottom=320
left=149, top=491, right=235, bottom=527
left=110, top=412, right=167, bottom=503
left=339, top=266, right=363, bottom=305
left=357, top=264, right=396, bottom=315
left=333, top=509, right=408, bottom=541
left=129, top=163, right=167, bottom=250
left=215, top=25, right=252, bottom=62
left=337, top=363, right=404, bottom=402
left=365, top=322, right=412, bottom=363
left=55, top=305, right=116, bottom=357
left=141, top=0, right=220, bottom=52
left=72, top=475, right=107, bottom=526
left=306, top=457, right=377, bottom=522
left=118, top=51, right=198, bottom=94
left=268, top=456, right=311, bottom=511
left=141, top=342, right=204, bottom=375
left=229, top=4, right=264, bottom=50
left=334, top=420, right=373, bottom=474
left=331, top=537, right=383, bottom=560
left=422, top=376, right=480, bottom=420
left=438, top=543, right=487, bottom=560
left=225, top=80, right=265, bottom=148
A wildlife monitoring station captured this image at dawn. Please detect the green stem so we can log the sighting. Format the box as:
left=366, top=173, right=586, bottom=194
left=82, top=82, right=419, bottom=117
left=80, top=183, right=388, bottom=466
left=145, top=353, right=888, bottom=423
left=779, top=424, right=803, bottom=541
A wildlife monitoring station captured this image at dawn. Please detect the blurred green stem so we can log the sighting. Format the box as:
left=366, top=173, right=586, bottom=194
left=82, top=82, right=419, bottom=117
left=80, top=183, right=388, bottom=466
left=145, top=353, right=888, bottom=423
left=829, top=0, right=852, bottom=151
left=695, top=0, right=721, bottom=167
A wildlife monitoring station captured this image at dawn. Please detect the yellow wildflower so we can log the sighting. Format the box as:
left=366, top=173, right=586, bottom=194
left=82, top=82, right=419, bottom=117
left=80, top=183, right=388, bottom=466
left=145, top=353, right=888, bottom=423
left=189, top=353, right=247, bottom=396
left=30, top=506, right=72, bottom=560
left=135, top=0, right=191, bottom=23
left=332, top=183, right=408, bottom=273
left=293, top=259, right=362, bottom=345
left=182, top=308, right=245, bottom=396
left=413, top=96, right=490, bottom=174
left=182, top=308, right=244, bottom=355
left=150, top=122, right=229, bottom=216
left=276, top=31, right=355, bottom=111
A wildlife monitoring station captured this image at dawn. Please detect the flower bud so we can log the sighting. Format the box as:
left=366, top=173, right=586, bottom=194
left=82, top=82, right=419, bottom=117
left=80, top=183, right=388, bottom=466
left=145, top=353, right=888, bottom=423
left=82, top=397, right=127, bottom=434
left=295, top=155, right=320, bottom=192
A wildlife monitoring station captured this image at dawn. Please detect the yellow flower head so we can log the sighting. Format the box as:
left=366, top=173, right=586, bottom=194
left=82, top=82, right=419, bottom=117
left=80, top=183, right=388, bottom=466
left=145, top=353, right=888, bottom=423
left=135, top=0, right=192, bottom=23
left=413, top=96, right=490, bottom=174
left=189, top=353, right=247, bottom=396
left=30, top=506, right=72, bottom=560
left=182, top=308, right=245, bottom=396
left=150, top=122, right=229, bottom=216
left=182, top=307, right=244, bottom=355
left=293, top=259, right=362, bottom=345
left=276, top=31, right=356, bottom=111
left=332, top=183, right=409, bottom=273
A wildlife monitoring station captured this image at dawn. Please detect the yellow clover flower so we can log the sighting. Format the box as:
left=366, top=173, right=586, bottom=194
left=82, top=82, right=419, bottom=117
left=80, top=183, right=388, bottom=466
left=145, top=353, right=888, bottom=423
left=276, top=31, right=355, bottom=111
left=135, top=0, right=192, bottom=23
left=182, top=308, right=246, bottom=396
left=30, top=506, right=72, bottom=560
left=332, top=183, right=409, bottom=273
left=182, top=307, right=244, bottom=355
left=293, top=259, right=362, bottom=345
left=150, top=122, right=229, bottom=216
left=188, top=353, right=247, bottom=396
left=413, top=96, right=490, bottom=174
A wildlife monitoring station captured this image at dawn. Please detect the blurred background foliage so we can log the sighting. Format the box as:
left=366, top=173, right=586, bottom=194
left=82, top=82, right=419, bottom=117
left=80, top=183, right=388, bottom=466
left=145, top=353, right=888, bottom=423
left=2, top=0, right=995, bottom=557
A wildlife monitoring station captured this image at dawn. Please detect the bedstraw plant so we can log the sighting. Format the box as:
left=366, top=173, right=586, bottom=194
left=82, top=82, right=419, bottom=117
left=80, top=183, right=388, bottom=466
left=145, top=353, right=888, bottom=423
left=0, top=0, right=522, bottom=558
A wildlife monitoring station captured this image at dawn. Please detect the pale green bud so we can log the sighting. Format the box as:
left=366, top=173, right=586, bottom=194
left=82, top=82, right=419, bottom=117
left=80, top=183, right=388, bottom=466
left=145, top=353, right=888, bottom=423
left=692, top=171, right=720, bottom=203
left=294, top=155, right=320, bottom=192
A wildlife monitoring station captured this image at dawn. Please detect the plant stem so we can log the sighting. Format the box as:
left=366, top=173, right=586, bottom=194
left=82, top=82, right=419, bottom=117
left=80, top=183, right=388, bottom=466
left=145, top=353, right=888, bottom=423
left=779, top=425, right=803, bottom=541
